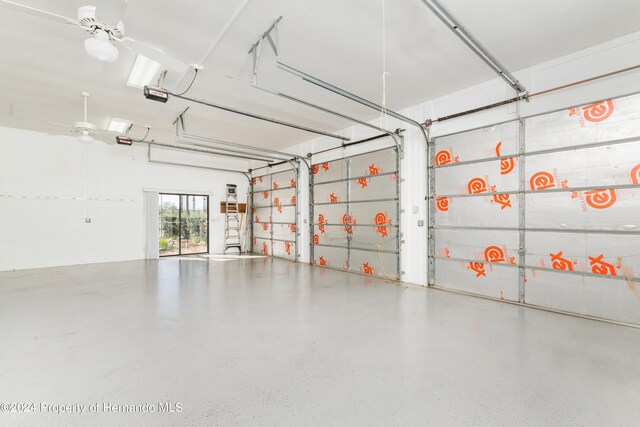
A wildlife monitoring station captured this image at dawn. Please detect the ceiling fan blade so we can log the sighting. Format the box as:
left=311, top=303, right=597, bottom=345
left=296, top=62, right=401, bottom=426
left=95, top=0, right=128, bottom=25
left=0, top=0, right=80, bottom=25
left=84, top=55, right=106, bottom=73
left=47, top=121, right=73, bottom=129
left=120, top=37, right=190, bottom=74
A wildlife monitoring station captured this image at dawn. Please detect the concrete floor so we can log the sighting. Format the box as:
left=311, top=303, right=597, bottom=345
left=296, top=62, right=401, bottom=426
left=1, top=256, right=639, bottom=426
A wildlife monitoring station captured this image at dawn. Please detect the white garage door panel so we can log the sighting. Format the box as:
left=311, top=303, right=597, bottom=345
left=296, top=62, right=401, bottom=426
left=313, top=245, right=348, bottom=270
left=435, top=194, right=519, bottom=228
left=436, top=121, right=519, bottom=164
left=435, top=229, right=520, bottom=265
left=251, top=164, right=299, bottom=261
left=526, top=188, right=640, bottom=230
left=525, top=142, right=640, bottom=190
left=525, top=94, right=640, bottom=152
left=311, top=143, right=400, bottom=280
left=525, top=270, right=640, bottom=325
left=349, top=174, right=397, bottom=201
left=312, top=158, right=347, bottom=183
left=435, top=258, right=519, bottom=301
left=313, top=203, right=348, bottom=226
left=526, top=232, right=640, bottom=280
left=435, top=159, right=519, bottom=196
left=430, top=92, right=640, bottom=325
left=350, top=248, right=398, bottom=279
left=313, top=181, right=347, bottom=205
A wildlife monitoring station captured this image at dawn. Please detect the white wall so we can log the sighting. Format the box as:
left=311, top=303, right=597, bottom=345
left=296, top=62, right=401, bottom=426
left=0, top=127, right=250, bottom=271
left=290, top=31, right=640, bottom=285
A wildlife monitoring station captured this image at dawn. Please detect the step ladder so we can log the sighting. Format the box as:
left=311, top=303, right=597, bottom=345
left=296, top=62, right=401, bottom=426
left=224, top=184, right=242, bottom=254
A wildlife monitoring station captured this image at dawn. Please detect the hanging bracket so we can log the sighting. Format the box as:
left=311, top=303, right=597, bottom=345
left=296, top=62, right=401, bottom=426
left=173, top=107, right=190, bottom=136
left=248, top=16, right=282, bottom=55
left=251, top=16, right=282, bottom=86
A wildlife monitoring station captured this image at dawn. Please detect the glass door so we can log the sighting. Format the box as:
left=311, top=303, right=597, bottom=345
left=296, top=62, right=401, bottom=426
left=180, top=194, right=209, bottom=255
left=159, top=193, right=209, bottom=257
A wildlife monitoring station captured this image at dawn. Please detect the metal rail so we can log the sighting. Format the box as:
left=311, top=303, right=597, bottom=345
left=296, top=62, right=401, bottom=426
left=314, top=243, right=398, bottom=255
left=254, top=221, right=295, bottom=225
left=142, top=141, right=250, bottom=181
left=433, top=255, right=640, bottom=283
left=311, top=132, right=402, bottom=156
left=313, top=223, right=399, bottom=227
left=247, top=18, right=403, bottom=154
left=431, top=183, right=640, bottom=200
left=255, top=85, right=403, bottom=151
left=170, top=140, right=276, bottom=162
left=313, top=198, right=398, bottom=206
left=276, top=61, right=430, bottom=148
left=144, top=140, right=269, bottom=163
left=183, top=133, right=300, bottom=159
left=428, top=66, right=640, bottom=124
left=176, top=138, right=283, bottom=162
left=419, top=0, right=526, bottom=93
left=250, top=185, right=296, bottom=193
left=252, top=203, right=296, bottom=208
left=148, top=159, right=250, bottom=182
left=435, top=225, right=640, bottom=235
left=167, top=91, right=349, bottom=141
left=313, top=171, right=398, bottom=186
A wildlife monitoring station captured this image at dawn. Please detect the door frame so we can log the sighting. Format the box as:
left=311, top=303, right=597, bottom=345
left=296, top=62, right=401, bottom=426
left=159, top=192, right=210, bottom=257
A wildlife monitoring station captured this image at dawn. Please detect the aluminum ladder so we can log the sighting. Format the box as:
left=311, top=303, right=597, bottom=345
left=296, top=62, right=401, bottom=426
left=224, top=184, right=242, bottom=254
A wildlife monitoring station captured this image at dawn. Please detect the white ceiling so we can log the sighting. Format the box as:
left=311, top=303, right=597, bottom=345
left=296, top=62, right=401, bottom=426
left=1, top=0, right=639, bottom=150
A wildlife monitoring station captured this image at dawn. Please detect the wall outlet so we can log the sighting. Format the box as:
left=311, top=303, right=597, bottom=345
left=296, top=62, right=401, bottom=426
left=417, top=220, right=424, bottom=227
left=85, top=218, right=92, bottom=223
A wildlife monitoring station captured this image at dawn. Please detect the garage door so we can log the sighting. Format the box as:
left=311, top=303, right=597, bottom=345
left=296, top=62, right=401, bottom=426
left=251, top=162, right=299, bottom=261
left=311, top=143, right=401, bottom=280
left=429, top=93, right=640, bottom=325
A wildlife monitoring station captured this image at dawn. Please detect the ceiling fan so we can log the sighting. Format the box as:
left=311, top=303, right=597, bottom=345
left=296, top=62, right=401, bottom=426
left=0, top=0, right=190, bottom=73
left=49, top=92, right=115, bottom=144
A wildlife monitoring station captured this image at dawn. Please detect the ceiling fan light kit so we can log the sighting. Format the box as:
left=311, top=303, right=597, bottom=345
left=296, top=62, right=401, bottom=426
left=84, top=29, right=119, bottom=62
left=78, top=132, right=94, bottom=143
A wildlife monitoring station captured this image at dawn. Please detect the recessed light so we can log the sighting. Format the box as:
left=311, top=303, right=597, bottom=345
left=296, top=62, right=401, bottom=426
left=127, top=55, right=162, bottom=89
left=108, top=117, right=129, bottom=133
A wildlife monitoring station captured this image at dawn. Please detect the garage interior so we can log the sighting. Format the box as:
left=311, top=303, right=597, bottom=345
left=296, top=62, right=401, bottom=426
left=1, top=0, right=640, bottom=425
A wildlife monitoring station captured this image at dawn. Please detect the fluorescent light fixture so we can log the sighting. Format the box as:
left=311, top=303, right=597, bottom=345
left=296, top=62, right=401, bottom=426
left=127, top=55, right=162, bottom=89
left=108, top=117, right=130, bottom=133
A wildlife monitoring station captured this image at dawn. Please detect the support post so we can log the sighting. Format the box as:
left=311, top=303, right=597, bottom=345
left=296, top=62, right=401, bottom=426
left=309, top=155, right=315, bottom=265
left=518, top=118, right=526, bottom=302
left=346, top=156, right=352, bottom=272
left=396, top=143, right=402, bottom=280
left=295, top=160, right=300, bottom=262
left=427, top=137, right=436, bottom=286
